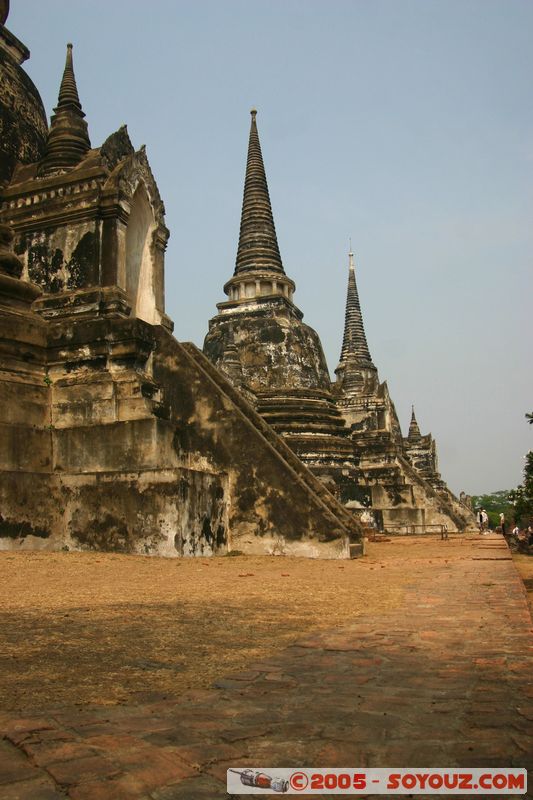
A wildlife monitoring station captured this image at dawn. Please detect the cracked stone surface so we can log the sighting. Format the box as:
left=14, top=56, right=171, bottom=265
left=0, top=534, right=531, bottom=799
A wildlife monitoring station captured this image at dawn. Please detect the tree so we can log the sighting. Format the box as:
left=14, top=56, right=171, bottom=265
left=508, top=412, right=533, bottom=526
left=471, top=490, right=514, bottom=529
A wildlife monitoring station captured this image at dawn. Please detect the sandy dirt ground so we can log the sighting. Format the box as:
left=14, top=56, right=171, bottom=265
left=0, top=534, right=508, bottom=713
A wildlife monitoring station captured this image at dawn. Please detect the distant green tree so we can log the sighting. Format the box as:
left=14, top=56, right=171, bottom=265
left=471, top=490, right=514, bottom=529
left=509, top=451, right=533, bottom=527
left=507, top=411, right=533, bottom=527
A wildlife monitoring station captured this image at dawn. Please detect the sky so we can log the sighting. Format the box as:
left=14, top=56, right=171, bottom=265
left=9, top=0, right=533, bottom=496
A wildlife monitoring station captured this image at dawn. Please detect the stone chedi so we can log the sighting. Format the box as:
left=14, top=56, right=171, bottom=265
left=403, top=406, right=447, bottom=493
left=204, top=110, right=356, bottom=494
left=0, top=9, right=362, bottom=558
left=334, top=250, right=475, bottom=532
left=204, top=110, right=474, bottom=534
left=5, top=42, right=171, bottom=328
left=204, top=109, right=470, bottom=531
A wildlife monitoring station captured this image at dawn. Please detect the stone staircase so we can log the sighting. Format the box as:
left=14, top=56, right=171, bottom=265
left=180, top=342, right=362, bottom=547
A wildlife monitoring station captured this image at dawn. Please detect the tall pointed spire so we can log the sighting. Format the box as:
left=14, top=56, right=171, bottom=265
left=234, top=109, right=284, bottom=276
left=57, top=43, right=83, bottom=110
left=408, top=406, right=422, bottom=441
left=338, top=250, right=373, bottom=369
left=39, top=43, right=91, bottom=176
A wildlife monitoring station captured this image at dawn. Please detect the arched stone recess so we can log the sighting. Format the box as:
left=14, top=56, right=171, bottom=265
left=104, top=147, right=169, bottom=327
left=125, top=182, right=156, bottom=323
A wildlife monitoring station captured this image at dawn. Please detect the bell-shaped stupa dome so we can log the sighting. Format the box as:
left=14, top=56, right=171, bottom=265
left=0, top=1, right=48, bottom=186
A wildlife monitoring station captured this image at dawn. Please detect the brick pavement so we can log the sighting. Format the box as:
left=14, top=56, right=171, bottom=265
left=0, top=534, right=531, bottom=799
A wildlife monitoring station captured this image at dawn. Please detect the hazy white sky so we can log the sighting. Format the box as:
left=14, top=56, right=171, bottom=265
left=10, top=0, right=533, bottom=495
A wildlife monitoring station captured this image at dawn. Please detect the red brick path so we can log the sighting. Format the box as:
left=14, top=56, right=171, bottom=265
left=0, top=535, right=531, bottom=799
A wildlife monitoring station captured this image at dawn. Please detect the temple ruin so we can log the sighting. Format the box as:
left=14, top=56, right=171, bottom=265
left=0, top=4, right=473, bottom=559
left=0, top=9, right=362, bottom=558
left=205, top=112, right=475, bottom=534
left=334, top=250, right=474, bottom=531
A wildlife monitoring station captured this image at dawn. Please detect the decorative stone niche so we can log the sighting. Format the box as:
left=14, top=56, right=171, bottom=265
left=125, top=182, right=157, bottom=325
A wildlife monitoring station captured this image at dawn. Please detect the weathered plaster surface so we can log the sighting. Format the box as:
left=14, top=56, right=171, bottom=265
left=0, top=42, right=47, bottom=187
left=205, top=302, right=331, bottom=392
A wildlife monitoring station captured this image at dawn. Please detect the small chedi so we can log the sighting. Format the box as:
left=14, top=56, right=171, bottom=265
left=205, top=112, right=475, bottom=534
left=0, top=6, right=362, bottom=558
left=334, top=251, right=474, bottom=531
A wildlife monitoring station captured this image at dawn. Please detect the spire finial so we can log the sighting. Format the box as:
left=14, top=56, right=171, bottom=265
left=348, top=239, right=355, bottom=270
left=234, top=109, right=284, bottom=276
left=39, top=42, right=91, bottom=175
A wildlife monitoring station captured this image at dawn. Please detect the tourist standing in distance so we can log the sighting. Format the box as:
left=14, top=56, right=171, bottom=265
left=481, top=509, right=489, bottom=533
left=477, top=509, right=483, bottom=533
left=499, top=512, right=506, bottom=535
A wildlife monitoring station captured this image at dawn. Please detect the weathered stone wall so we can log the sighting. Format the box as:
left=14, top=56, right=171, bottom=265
left=0, top=237, right=56, bottom=548
left=61, top=467, right=228, bottom=557
left=2, top=143, right=170, bottom=330
left=403, top=433, right=447, bottom=492
left=15, top=222, right=99, bottom=293
left=0, top=473, right=60, bottom=547
left=0, top=464, right=228, bottom=557
left=155, top=333, right=358, bottom=556
left=0, top=293, right=358, bottom=557
left=204, top=299, right=361, bottom=503
left=366, top=453, right=475, bottom=533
